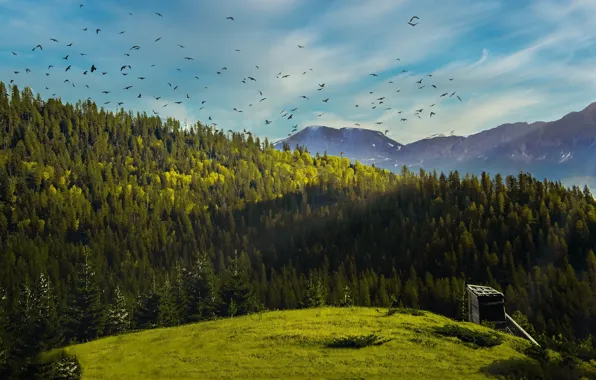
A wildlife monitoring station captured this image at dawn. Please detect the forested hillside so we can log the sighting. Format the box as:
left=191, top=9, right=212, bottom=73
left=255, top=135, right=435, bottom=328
left=1, top=84, right=596, bottom=377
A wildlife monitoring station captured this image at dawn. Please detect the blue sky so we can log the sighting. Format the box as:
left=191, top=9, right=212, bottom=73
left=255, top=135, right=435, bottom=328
left=1, top=0, right=596, bottom=144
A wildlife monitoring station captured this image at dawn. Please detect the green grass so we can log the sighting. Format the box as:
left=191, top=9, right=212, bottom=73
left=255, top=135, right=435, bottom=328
left=65, top=307, right=534, bottom=380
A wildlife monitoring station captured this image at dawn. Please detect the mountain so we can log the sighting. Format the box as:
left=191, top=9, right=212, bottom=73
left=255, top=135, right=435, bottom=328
left=273, top=125, right=403, bottom=165
left=275, top=102, right=596, bottom=186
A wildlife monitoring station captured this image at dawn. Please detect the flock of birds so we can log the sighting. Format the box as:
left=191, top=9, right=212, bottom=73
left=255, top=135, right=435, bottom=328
left=5, top=6, right=464, bottom=139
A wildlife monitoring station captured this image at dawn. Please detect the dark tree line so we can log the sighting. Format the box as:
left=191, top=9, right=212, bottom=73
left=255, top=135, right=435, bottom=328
left=1, top=83, right=596, bottom=377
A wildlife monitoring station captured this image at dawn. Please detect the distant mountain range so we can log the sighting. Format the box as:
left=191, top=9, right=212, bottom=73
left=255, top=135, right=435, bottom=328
left=273, top=102, right=596, bottom=188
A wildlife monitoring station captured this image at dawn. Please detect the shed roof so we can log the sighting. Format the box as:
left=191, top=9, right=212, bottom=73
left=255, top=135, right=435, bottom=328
left=466, top=284, right=503, bottom=297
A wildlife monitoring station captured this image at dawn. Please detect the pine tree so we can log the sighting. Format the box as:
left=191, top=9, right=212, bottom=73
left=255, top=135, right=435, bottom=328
left=182, top=253, right=221, bottom=321
left=33, top=273, right=62, bottom=349
left=339, top=285, right=353, bottom=307
left=220, top=252, right=255, bottom=317
left=301, top=274, right=326, bottom=308
left=105, top=286, right=130, bottom=335
left=158, top=278, right=182, bottom=327
left=64, top=252, right=104, bottom=343
left=133, top=277, right=161, bottom=330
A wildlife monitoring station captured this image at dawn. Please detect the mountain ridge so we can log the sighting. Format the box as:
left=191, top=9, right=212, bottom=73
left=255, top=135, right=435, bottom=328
left=274, top=101, right=596, bottom=186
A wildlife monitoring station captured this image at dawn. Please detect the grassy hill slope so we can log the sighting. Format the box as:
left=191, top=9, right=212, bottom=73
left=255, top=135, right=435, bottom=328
left=65, top=307, right=539, bottom=380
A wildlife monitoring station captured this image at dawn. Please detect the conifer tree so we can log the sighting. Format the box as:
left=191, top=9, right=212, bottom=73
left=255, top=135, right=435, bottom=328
left=158, top=277, right=183, bottom=327
left=64, top=252, right=104, bottom=343
left=105, top=286, right=130, bottom=335
left=195, top=254, right=221, bottom=320
left=220, top=252, right=255, bottom=316
left=301, top=274, right=326, bottom=308
left=182, top=253, right=221, bottom=321
left=33, top=273, right=62, bottom=350
left=339, top=285, right=353, bottom=307
left=133, top=277, right=161, bottom=330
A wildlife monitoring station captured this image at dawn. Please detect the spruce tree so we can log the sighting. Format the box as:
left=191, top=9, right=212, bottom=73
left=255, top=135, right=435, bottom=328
left=183, top=253, right=222, bottom=321
left=34, top=273, right=62, bottom=349
left=64, top=252, right=104, bottom=343
left=6, top=282, right=45, bottom=377
left=301, top=274, right=326, bottom=308
left=133, top=277, right=161, bottom=330
left=105, top=286, right=130, bottom=335
left=220, top=252, right=255, bottom=317
left=195, top=254, right=221, bottom=320
left=158, top=278, right=182, bottom=327
left=339, top=285, right=353, bottom=307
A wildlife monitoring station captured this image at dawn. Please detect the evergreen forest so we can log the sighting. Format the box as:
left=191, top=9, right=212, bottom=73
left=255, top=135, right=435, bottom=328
left=1, top=84, right=596, bottom=378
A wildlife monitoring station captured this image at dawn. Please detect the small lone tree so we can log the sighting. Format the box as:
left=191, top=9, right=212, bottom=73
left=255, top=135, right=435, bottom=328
left=339, top=285, right=353, bottom=307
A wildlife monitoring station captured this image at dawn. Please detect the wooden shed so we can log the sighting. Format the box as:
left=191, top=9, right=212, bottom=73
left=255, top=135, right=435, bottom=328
left=466, top=284, right=507, bottom=330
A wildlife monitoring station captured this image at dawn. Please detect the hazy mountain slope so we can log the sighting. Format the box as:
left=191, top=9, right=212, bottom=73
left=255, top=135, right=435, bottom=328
left=274, top=125, right=403, bottom=165
left=277, top=102, right=596, bottom=185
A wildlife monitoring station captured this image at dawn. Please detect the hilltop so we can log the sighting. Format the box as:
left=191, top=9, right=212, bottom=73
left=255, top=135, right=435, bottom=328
left=64, top=307, right=552, bottom=380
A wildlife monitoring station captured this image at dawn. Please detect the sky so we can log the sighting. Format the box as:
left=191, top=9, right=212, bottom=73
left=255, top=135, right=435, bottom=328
left=1, top=0, right=596, bottom=144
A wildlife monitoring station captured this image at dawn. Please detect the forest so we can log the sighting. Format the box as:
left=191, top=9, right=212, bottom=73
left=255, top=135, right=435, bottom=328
left=1, top=83, right=596, bottom=378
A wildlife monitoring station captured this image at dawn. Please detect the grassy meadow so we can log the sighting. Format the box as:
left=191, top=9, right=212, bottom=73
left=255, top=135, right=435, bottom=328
left=65, top=307, right=536, bottom=380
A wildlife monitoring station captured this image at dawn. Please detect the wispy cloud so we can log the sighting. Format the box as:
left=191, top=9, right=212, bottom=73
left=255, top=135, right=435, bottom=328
left=1, top=0, right=596, bottom=144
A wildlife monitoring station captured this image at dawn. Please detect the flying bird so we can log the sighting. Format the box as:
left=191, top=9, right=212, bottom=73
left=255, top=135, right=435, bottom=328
left=155, top=37, right=162, bottom=42
left=369, top=73, right=378, bottom=77
left=226, top=16, right=234, bottom=20
left=155, top=13, right=163, bottom=17
left=90, top=65, right=97, bottom=72
left=96, top=29, right=101, bottom=34
left=33, top=45, right=43, bottom=51
left=430, top=112, right=436, bottom=117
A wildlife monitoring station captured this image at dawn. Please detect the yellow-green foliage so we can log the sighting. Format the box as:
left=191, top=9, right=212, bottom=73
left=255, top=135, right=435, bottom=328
left=66, top=307, right=531, bottom=380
